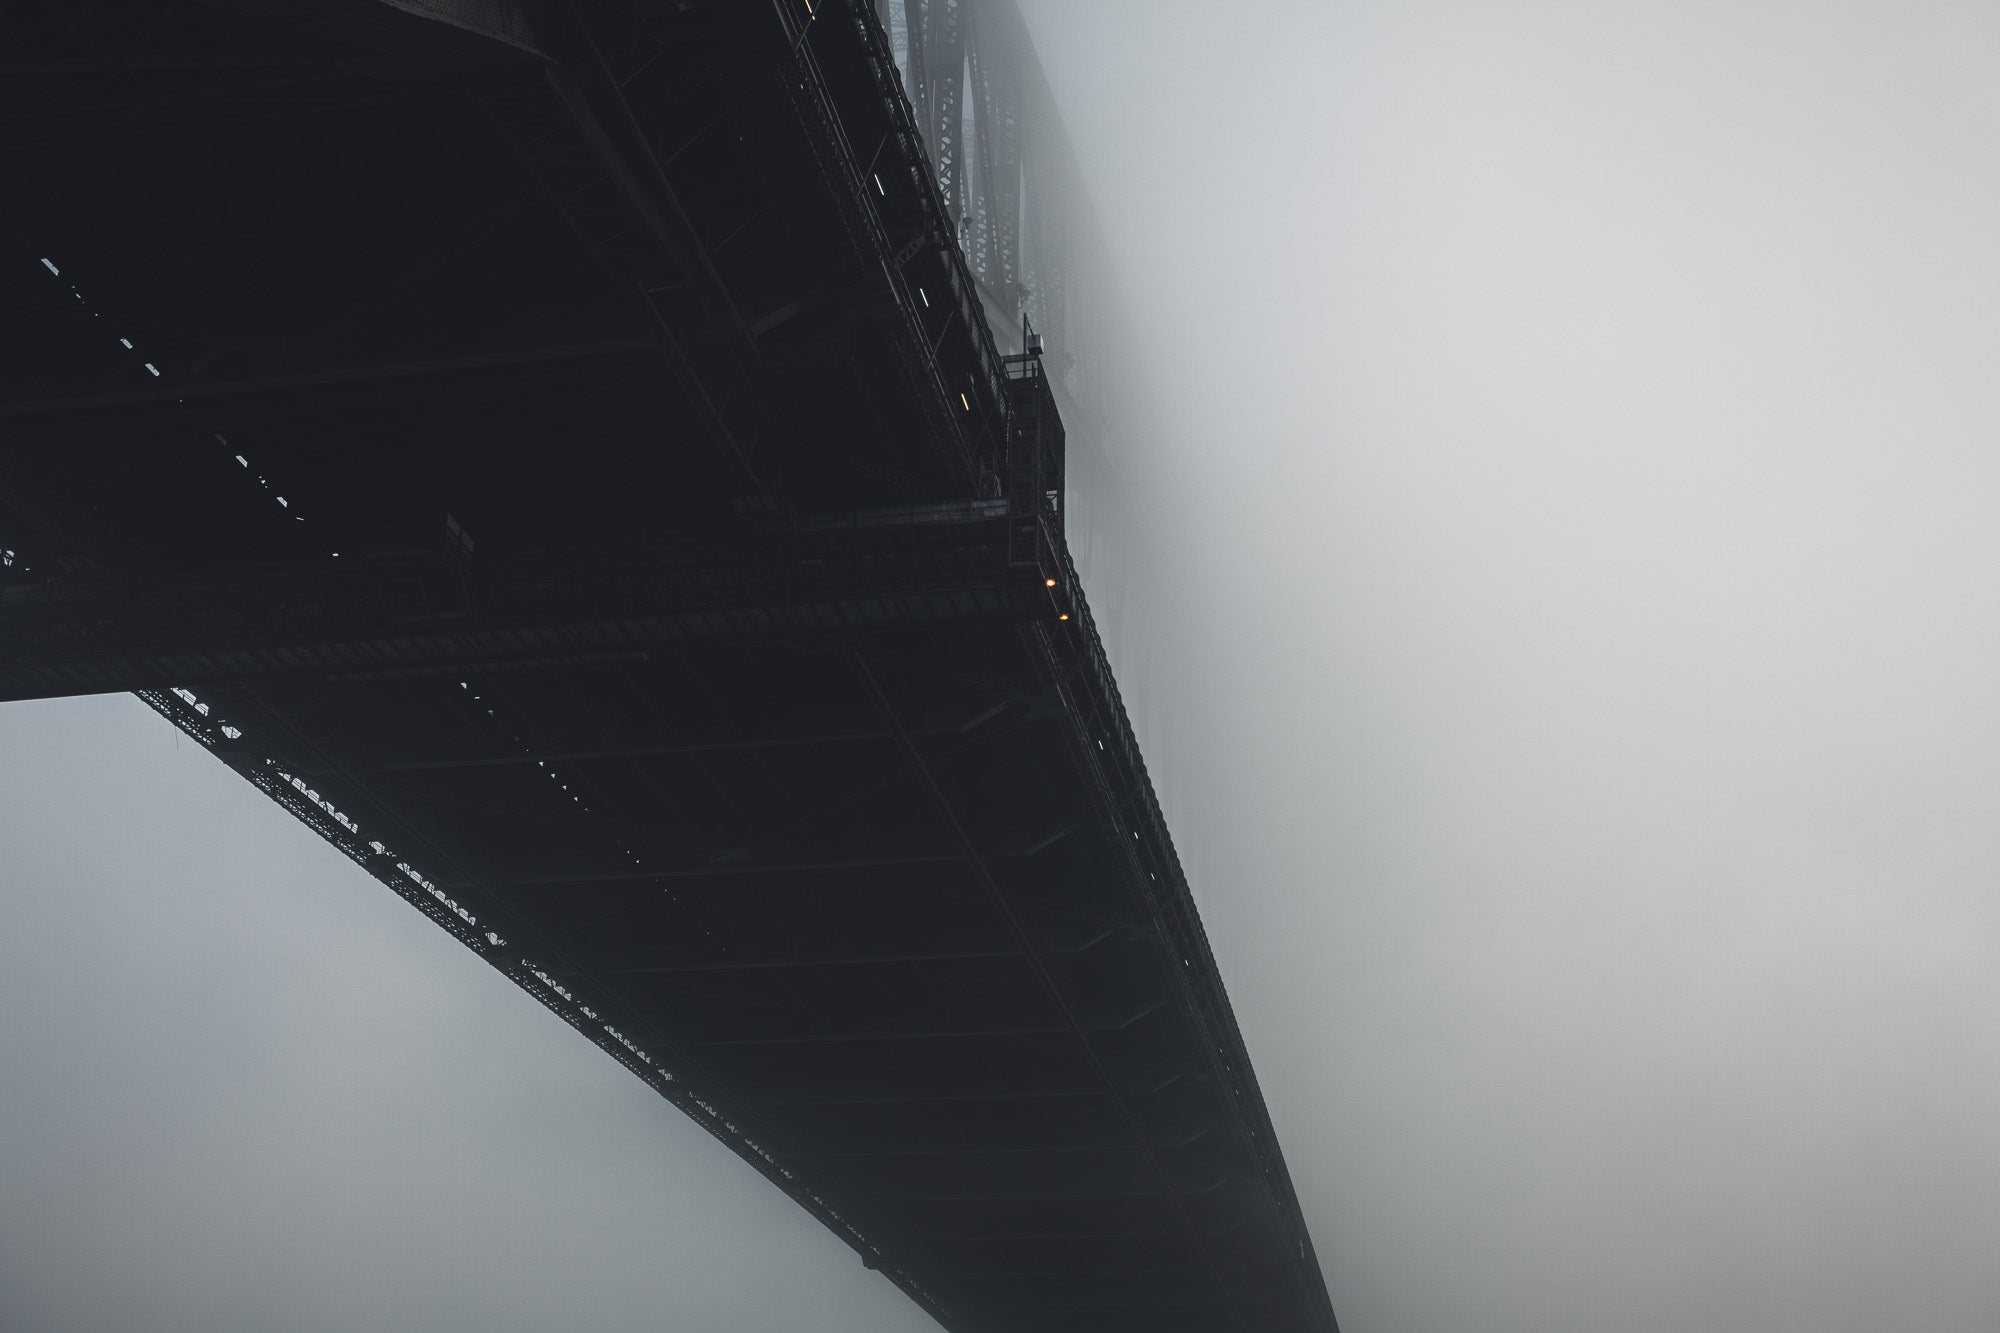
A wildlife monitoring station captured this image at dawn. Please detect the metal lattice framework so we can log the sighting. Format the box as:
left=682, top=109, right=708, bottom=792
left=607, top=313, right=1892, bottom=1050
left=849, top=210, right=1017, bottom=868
left=0, top=3, right=1336, bottom=1330
left=878, top=0, right=1106, bottom=417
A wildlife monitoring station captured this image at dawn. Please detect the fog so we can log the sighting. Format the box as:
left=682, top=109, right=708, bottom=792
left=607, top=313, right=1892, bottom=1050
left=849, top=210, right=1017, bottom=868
left=7, top=3, right=2000, bottom=1330
left=1019, top=2, right=2000, bottom=1329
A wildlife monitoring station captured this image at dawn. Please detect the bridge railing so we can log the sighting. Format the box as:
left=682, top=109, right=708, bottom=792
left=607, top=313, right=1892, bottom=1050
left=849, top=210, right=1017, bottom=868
left=995, top=331, right=1067, bottom=595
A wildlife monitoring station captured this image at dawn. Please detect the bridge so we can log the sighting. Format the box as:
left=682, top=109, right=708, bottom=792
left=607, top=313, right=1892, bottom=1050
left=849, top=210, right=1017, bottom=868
left=0, top=3, right=1337, bottom=1330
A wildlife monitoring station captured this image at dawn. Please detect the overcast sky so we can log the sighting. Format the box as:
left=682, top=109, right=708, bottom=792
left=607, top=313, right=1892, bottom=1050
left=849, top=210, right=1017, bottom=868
left=7, top=2, right=2000, bottom=1330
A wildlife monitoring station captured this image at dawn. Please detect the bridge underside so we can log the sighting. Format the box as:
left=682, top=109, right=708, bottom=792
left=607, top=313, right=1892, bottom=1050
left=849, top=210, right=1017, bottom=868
left=0, top=2, right=1337, bottom=1330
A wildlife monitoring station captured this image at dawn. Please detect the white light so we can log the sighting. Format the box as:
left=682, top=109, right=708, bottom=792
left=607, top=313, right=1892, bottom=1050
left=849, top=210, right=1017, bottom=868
left=40, top=258, right=59, bottom=274
left=919, top=287, right=929, bottom=307
left=874, top=173, right=884, bottom=195
left=144, top=363, right=160, bottom=377
left=119, top=338, right=133, bottom=349
left=235, top=455, right=247, bottom=466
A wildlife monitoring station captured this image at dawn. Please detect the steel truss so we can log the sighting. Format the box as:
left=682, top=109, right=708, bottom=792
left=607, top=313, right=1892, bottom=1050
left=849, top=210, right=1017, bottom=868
left=0, top=3, right=1339, bottom=1330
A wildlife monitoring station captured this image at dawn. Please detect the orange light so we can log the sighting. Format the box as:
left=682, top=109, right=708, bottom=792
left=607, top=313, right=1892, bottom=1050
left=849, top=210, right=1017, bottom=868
left=1058, top=612, right=1070, bottom=621
left=1044, top=578, right=1056, bottom=587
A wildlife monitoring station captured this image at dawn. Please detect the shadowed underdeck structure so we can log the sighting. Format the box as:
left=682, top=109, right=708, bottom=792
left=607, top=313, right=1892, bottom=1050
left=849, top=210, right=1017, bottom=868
left=0, top=3, right=1337, bottom=1329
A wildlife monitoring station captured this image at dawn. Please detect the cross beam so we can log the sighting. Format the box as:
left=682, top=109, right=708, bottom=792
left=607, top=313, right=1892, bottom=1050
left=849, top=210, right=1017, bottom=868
left=485, top=821, right=1078, bottom=887
left=0, top=341, right=665, bottom=422
left=0, top=506, right=1065, bottom=700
